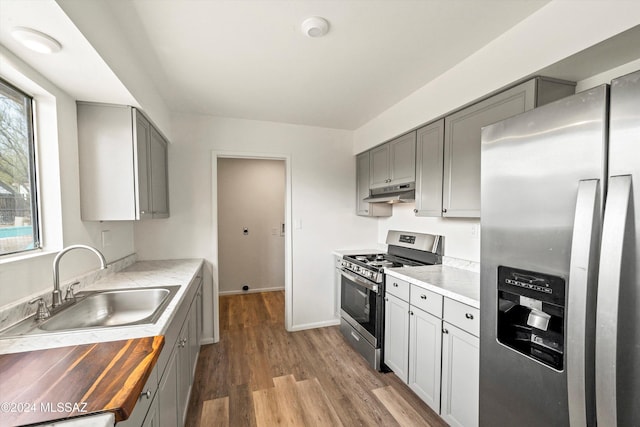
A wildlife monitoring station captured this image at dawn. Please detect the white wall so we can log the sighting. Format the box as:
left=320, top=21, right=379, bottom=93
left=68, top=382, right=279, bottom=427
left=133, top=114, right=378, bottom=330
left=217, top=158, right=285, bottom=294
left=0, top=47, right=135, bottom=308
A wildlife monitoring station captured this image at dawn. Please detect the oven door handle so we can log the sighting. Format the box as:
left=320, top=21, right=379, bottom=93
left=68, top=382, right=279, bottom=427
left=340, top=269, right=379, bottom=294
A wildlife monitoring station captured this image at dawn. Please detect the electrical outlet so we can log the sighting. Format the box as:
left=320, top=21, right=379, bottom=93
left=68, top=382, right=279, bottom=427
left=101, top=230, right=111, bottom=248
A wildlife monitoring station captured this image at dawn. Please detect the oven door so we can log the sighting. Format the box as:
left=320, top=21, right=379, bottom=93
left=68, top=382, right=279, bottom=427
left=340, top=269, right=383, bottom=347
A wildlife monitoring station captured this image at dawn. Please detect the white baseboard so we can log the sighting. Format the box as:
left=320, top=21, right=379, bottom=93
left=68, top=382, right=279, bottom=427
left=288, top=318, right=340, bottom=332
left=219, top=287, right=284, bottom=296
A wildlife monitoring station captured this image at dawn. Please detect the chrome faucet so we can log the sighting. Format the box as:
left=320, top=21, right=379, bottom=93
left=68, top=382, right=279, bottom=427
left=52, top=244, right=107, bottom=308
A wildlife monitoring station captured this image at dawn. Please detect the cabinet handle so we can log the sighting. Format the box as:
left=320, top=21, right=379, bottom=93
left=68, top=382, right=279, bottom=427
left=465, top=313, right=474, bottom=320
left=141, top=389, right=152, bottom=399
left=384, top=297, right=388, bottom=301
left=351, top=331, right=360, bottom=341
left=442, top=328, right=449, bottom=334
left=409, top=311, right=414, bottom=315
left=140, top=210, right=146, bottom=214
left=413, top=209, right=418, bottom=213
left=393, top=283, right=399, bottom=287
left=420, top=294, right=427, bottom=300
left=442, top=208, right=448, bottom=213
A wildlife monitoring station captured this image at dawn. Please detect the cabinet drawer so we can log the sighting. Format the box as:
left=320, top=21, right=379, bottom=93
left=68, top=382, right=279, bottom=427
left=443, top=298, right=479, bottom=337
left=386, top=277, right=410, bottom=301
left=410, top=286, right=443, bottom=318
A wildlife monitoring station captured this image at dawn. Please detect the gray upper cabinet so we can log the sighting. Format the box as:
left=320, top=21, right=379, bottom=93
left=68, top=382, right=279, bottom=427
left=415, top=119, right=444, bottom=217
left=356, top=151, right=391, bottom=217
left=442, top=77, right=574, bottom=217
left=77, top=102, right=170, bottom=221
left=370, top=131, right=417, bottom=189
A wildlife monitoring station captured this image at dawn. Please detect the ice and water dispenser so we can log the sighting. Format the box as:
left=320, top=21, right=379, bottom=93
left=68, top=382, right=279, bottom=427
left=497, top=266, right=566, bottom=370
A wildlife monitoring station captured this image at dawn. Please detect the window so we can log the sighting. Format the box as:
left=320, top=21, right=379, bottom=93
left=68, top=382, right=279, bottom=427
left=0, top=78, right=39, bottom=256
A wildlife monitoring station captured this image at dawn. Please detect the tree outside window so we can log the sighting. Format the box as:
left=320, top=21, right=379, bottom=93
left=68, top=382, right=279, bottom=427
left=0, top=78, right=39, bottom=256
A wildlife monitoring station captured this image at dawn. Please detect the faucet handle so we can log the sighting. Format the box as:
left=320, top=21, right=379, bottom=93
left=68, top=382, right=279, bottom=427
left=29, top=297, right=51, bottom=321
left=65, top=282, right=79, bottom=302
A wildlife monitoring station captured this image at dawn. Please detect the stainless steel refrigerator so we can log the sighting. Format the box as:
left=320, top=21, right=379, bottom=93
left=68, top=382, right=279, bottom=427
left=480, top=69, right=640, bottom=427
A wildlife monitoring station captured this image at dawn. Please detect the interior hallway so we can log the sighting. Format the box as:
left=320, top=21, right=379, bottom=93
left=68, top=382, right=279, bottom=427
left=185, top=291, right=447, bottom=426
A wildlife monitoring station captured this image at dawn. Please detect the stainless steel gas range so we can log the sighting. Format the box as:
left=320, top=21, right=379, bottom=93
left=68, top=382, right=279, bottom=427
left=339, top=230, right=443, bottom=370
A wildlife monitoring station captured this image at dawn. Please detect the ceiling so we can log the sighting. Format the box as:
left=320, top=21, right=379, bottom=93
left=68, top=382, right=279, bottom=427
left=0, top=0, right=557, bottom=130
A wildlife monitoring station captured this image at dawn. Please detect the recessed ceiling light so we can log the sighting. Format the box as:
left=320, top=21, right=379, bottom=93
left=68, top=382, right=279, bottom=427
left=11, top=27, right=62, bottom=54
left=301, top=17, right=329, bottom=38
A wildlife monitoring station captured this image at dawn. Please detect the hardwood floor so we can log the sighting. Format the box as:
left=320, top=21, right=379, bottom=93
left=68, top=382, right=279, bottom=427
left=184, top=291, right=447, bottom=427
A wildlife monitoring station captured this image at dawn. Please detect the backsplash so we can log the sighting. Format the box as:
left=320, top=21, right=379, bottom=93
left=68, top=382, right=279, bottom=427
left=442, top=256, right=480, bottom=273
left=0, top=253, right=137, bottom=333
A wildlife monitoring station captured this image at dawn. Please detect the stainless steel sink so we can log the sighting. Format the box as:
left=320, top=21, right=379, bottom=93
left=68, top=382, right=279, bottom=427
left=0, top=286, right=179, bottom=337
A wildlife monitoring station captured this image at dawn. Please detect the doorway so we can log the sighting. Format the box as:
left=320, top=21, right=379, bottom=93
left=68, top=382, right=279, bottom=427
left=212, top=153, right=292, bottom=342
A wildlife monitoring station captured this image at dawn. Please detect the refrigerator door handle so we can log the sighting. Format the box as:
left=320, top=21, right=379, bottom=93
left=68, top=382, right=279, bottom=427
left=595, top=174, right=632, bottom=427
left=567, top=179, right=601, bottom=427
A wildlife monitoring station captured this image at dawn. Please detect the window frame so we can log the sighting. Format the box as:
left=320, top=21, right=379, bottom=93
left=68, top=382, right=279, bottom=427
left=0, top=77, right=41, bottom=256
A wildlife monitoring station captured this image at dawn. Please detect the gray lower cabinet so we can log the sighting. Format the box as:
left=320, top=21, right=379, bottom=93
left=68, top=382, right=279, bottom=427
left=119, top=270, right=203, bottom=427
left=356, top=151, right=391, bottom=217
left=414, top=119, right=444, bottom=217
left=77, top=102, right=170, bottom=221
left=384, top=277, right=480, bottom=427
left=369, top=131, right=416, bottom=189
left=442, top=77, right=575, bottom=217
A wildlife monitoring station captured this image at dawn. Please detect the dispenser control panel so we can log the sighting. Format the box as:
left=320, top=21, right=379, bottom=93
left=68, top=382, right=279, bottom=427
left=497, top=266, right=566, bottom=370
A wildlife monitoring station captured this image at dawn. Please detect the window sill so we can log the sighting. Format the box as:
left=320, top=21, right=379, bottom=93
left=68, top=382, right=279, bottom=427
left=0, top=248, right=58, bottom=265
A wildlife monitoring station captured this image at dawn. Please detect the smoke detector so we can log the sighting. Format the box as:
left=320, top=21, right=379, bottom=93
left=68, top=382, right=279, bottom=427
left=301, top=17, right=330, bottom=38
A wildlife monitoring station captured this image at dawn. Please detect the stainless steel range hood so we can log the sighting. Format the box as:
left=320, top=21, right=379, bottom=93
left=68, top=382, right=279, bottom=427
left=364, top=182, right=415, bottom=203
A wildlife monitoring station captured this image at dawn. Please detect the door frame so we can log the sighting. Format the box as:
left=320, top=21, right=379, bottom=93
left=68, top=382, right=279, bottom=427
left=211, top=151, right=292, bottom=341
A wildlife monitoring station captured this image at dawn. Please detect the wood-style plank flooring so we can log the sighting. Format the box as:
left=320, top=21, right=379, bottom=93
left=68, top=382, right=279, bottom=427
left=185, top=291, right=447, bottom=427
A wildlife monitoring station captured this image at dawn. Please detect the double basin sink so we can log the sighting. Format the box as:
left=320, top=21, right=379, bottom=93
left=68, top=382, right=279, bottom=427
left=1, top=286, right=179, bottom=337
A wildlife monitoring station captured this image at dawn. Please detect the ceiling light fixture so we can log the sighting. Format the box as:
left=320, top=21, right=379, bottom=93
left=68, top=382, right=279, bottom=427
left=11, top=27, right=62, bottom=54
left=301, top=17, right=329, bottom=38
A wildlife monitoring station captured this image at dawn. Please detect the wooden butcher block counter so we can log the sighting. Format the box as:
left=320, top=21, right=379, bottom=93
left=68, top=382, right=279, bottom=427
left=0, top=336, right=164, bottom=427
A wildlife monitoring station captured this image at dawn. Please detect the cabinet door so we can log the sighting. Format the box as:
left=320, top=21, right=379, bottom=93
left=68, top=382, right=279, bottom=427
left=158, top=346, right=179, bottom=427
left=189, top=297, right=200, bottom=381
left=134, top=110, right=152, bottom=220
left=441, top=323, right=479, bottom=427
left=415, top=120, right=444, bottom=216
left=384, top=293, right=410, bottom=383
left=389, top=131, right=416, bottom=185
left=177, top=321, right=191, bottom=425
left=149, top=127, right=169, bottom=218
left=443, top=80, right=536, bottom=217
left=409, top=307, right=442, bottom=413
left=356, top=152, right=391, bottom=217
left=142, top=395, right=160, bottom=427
left=369, top=143, right=390, bottom=188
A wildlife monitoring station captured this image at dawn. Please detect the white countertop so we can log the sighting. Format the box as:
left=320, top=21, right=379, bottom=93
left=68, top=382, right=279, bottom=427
left=0, top=259, right=203, bottom=355
left=385, top=264, right=480, bottom=308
